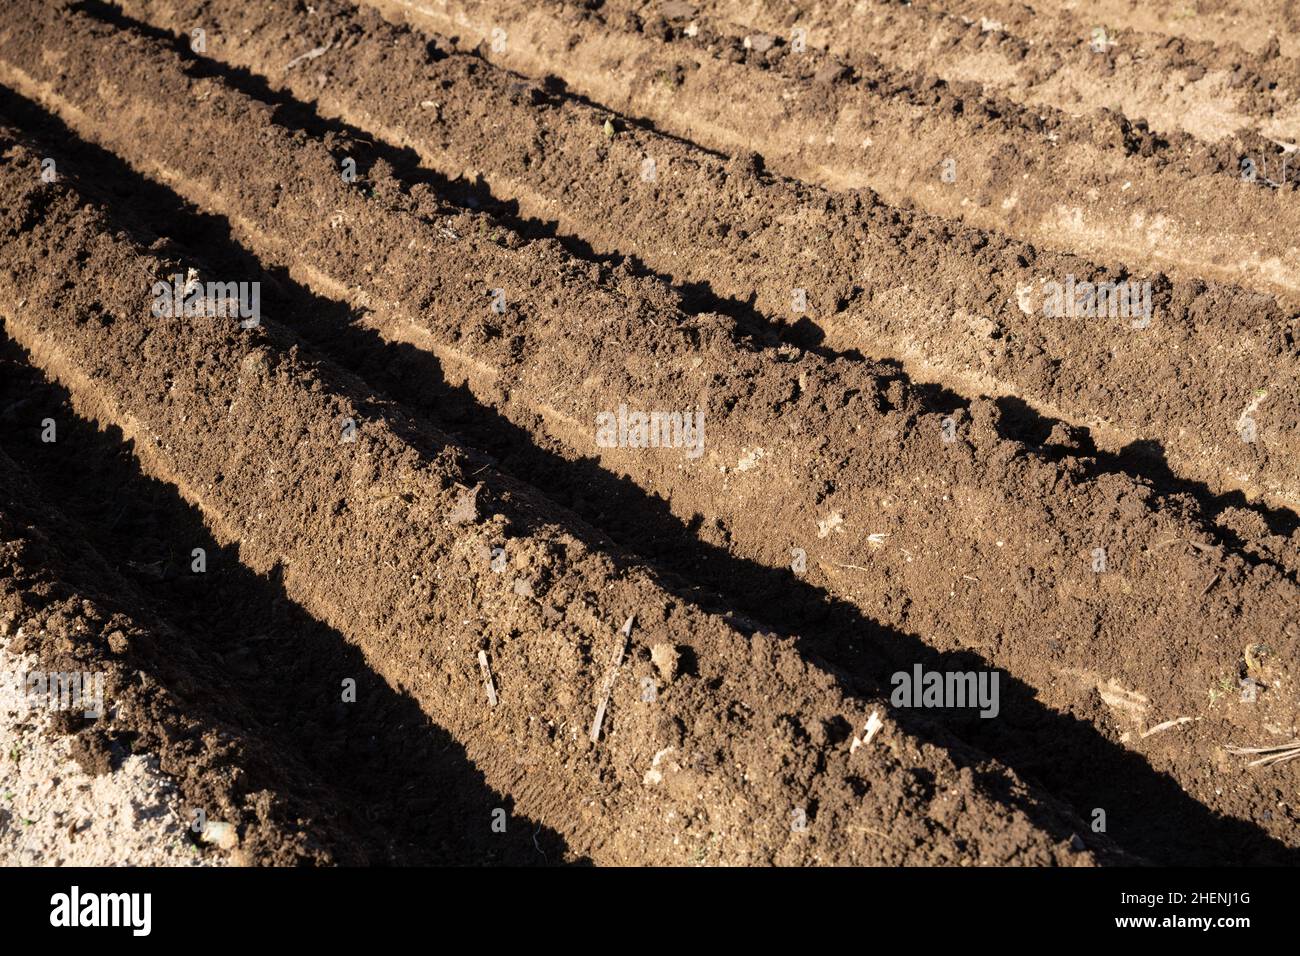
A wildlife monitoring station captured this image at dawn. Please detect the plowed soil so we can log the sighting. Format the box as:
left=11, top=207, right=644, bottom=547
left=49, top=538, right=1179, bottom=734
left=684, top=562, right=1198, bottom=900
left=0, top=0, right=1296, bottom=866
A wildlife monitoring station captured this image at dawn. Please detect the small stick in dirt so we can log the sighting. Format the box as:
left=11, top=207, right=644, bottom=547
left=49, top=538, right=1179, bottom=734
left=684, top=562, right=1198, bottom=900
left=1224, top=741, right=1300, bottom=768
left=850, top=710, right=884, bottom=753
left=1140, top=716, right=1194, bottom=738
left=478, top=650, right=498, bottom=708
left=589, top=615, right=634, bottom=744
left=284, top=41, right=333, bottom=72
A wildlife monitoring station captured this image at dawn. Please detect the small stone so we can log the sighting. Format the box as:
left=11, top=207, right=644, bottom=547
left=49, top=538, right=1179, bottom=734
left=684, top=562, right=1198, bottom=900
left=447, top=484, right=481, bottom=525
left=239, top=349, right=270, bottom=379
left=199, top=820, right=238, bottom=850
left=651, top=643, right=679, bottom=682
left=660, top=1, right=696, bottom=19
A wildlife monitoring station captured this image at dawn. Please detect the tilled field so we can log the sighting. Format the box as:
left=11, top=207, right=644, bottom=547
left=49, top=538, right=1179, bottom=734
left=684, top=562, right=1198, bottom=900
left=0, top=0, right=1297, bottom=866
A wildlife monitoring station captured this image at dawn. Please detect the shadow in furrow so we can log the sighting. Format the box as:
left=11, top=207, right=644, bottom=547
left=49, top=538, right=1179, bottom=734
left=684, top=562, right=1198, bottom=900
left=0, top=332, right=574, bottom=866
left=77, top=0, right=1300, bottom=547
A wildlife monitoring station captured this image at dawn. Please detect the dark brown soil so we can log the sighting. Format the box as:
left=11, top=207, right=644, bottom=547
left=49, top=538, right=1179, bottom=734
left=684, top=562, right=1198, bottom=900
left=0, top=0, right=1295, bottom=865
left=365, top=0, right=1300, bottom=305
left=107, top=0, right=1300, bottom=514
left=0, top=111, right=1115, bottom=865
